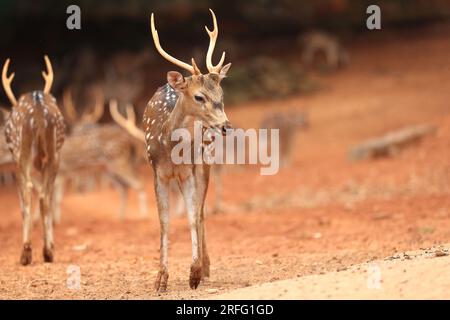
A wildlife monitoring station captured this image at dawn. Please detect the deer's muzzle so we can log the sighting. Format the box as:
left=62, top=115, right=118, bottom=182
left=221, top=120, right=232, bottom=136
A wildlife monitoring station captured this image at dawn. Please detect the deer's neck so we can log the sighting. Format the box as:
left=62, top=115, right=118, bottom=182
left=164, top=95, right=195, bottom=137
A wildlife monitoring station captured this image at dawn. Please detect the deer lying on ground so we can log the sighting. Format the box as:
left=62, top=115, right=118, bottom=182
left=2, top=56, right=65, bottom=265
left=53, top=91, right=148, bottom=222
left=144, top=9, right=232, bottom=291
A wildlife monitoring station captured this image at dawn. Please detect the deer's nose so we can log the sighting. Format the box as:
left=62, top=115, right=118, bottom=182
left=221, top=121, right=232, bottom=136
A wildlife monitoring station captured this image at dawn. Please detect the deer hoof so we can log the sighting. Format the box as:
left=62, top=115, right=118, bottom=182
left=20, top=245, right=32, bottom=266
left=43, top=247, right=54, bottom=263
left=154, top=269, right=169, bottom=293
left=189, top=263, right=202, bottom=289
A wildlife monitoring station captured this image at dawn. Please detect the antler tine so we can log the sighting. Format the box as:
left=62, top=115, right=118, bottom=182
left=150, top=13, right=199, bottom=75
left=63, top=88, right=79, bottom=124
left=2, top=59, right=17, bottom=106
left=205, top=9, right=226, bottom=74
left=88, top=87, right=105, bottom=123
left=191, top=58, right=201, bottom=75
left=125, top=103, right=136, bottom=124
left=42, top=55, right=53, bottom=94
left=109, top=99, right=145, bottom=142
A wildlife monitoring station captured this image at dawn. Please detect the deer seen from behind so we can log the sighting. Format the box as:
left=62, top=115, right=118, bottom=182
left=2, top=56, right=65, bottom=265
left=144, top=9, right=232, bottom=291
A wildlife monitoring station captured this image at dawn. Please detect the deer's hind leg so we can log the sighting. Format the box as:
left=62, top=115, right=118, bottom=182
left=40, top=190, right=54, bottom=262
left=110, top=177, right=128, bottom=221
left=17, top=175, right=33, bottom=265
left=154, top=173, right=170, bottom=292
left=52, top=175, right=64, bottom=225
left=211, top=165, right=222, bottom=214
left=110, top=162, right=148, bottom=219
left=39, top=167, right=56, bottom=262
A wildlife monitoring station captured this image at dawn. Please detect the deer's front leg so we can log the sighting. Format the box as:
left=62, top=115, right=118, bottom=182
left=154, top=174, right=170, bottom=292
left=179, top=174, right=202, bottom=289
left=196, top=164, right=211, bottom=278
left=18, top=178, right=33, bottom=265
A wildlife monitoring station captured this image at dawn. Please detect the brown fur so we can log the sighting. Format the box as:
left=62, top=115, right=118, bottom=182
left=4, top=91, right=65, bottom=265
left=144, top=71, right=231, bottom=291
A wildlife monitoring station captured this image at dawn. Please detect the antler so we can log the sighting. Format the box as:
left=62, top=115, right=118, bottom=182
left=2, top=56, right=54, bottom=106
left=150, top=13, right=201, bottom=75
left=2, top=59, right=17, bottom=106
left=64, top=87, right=105, bottom=124
left=82, top=87, right=105, bottom=123
left=205, top=9, right=225, bottom=74
left=109, top=100, right=145, bottom=142
left=63, top=88, right=79, bottom=124
left=42, top=55, right=53, bottom=94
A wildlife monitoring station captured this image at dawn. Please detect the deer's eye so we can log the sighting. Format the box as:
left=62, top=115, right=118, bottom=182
left=194, top=95, right=205, bottom=103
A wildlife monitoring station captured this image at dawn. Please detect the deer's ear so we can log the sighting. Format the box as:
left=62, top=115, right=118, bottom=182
left=167, top=71, right=187, bottom=91
left=219, top=63, right=232, bottom=79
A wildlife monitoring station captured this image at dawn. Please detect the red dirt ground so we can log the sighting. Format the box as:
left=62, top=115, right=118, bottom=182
left=0, top=24, right=449, bottom=299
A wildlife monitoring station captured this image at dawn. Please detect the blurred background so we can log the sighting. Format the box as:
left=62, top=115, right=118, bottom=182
left=0, top=0, right=450, bottom=299
left=0, top=0, right=449, bottom=109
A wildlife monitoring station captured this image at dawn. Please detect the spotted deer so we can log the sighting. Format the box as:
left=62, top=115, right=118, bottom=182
left=30, top=88, right=103, bottom=224
left=54, top=93, right=148, bottom=222
left=142, top=10, right=232, bottom=291
left=63, top=86, right=105, bottom=133
left=2, top=56, right=65, bottom=265
left=61, top=87, right=106, bottom=192
left=110, top=102, right=224, bottom=217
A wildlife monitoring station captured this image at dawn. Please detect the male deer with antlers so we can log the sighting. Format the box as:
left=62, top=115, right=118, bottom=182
left=55, top=91, right=148, bottom=221
left=145, top=9, right=232, bottom=291
left=110, top=102, right=225, bottom=217
left=2, top=56, right=65, bottom=265
left=61, top=86, right=106, bottom=193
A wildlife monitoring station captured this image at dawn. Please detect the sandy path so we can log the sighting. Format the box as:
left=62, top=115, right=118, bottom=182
left=210, top=246, right=450, bottom=299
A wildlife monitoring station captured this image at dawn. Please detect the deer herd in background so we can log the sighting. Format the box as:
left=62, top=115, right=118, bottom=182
left=0, top=10, right=310, bottom=291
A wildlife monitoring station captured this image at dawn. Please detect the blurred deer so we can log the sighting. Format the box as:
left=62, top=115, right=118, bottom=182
left=54, top=92, right=148, bottom=222
left=2, top=56, right=65, bottom=265
left=300, top=31, right=349, bottom=70
left=63, top=87, right=105, bottom=132
left=0, top=108, right=15, bottom=186
left=260, top=111, right=308, bottom=167
left=144, top=10, right=232, bottom=291
left=104, top=48, right=151, bottom=106
left=62, top=87, right=105, bottom=192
